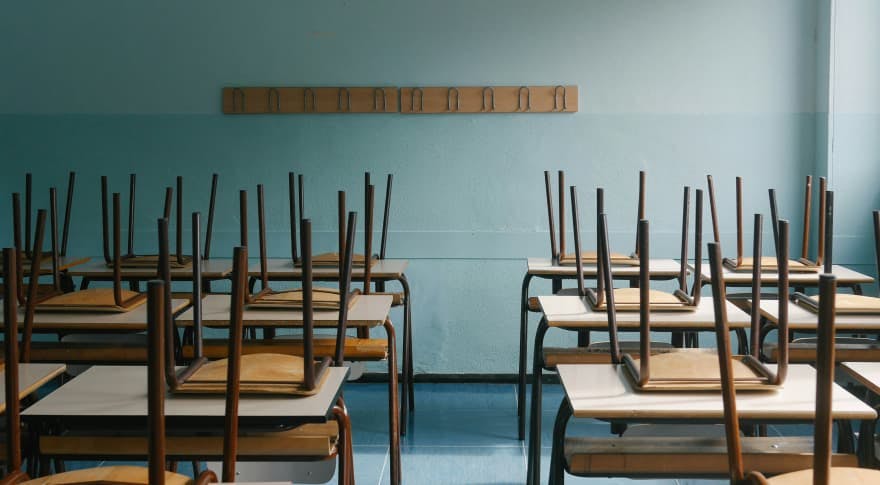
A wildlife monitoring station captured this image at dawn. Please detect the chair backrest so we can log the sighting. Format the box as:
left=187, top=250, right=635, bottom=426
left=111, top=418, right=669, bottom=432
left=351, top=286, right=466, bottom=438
left=713, top=237, right=838, bottom=483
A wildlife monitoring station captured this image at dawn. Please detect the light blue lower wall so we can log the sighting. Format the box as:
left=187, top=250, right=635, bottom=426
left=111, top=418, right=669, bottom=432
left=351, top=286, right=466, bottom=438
left=0, top=113, right=827, bottom=372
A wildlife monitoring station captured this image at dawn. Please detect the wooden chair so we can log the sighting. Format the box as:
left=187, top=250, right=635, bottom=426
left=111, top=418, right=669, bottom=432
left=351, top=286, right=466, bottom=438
left=587, top=186, right=701, bottom=312
left=100, top=174, right=218, bottom=270
left=764, top=203, right=880, bottom=363
left=1, top=250, right=210, bottom=485
left=715, top=272, right=879, bottom=484
left=12, top=173, right=76, bottom=267
left=709, top=174, right=824, bottom=272
left=29, top=191, right=146, bottom=313
left=549, top=170, right=645, bottom=266
left=596, top=206, right=783, bottom=391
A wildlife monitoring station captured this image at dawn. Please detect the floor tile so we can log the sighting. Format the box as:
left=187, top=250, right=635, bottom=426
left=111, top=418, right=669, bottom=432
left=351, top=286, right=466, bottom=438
left=401, top=445, right=525, bottom=485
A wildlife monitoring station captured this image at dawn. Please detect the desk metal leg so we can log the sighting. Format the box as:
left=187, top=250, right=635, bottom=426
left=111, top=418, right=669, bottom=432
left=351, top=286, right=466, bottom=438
left=549, top=398, right=572, bottom=485
left=518, top=273, right=534, bottom=441
left=396, top=275, right=413, bottom=437
left=383, top=319, right=401, bottom=485
left=527, top=318, right=549, bottom=485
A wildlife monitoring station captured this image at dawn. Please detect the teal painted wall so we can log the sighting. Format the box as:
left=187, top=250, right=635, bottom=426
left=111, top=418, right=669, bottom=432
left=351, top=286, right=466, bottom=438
left=0, top=1, right=832, bottom=372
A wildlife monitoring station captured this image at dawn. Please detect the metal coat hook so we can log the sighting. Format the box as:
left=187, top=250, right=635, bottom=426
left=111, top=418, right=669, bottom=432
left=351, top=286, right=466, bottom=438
left=337, top=87, right=351, bottom=112
left=411, top=87, right=424, bottom=112
left=267, top=88, right=281, bottom=113
left=517, top=86, right=531, bottom=112
left=553, top=85, right=567, bottom=111
left=303, top=87, right=317, bottom=112
left=373, top=88, right=387, bottom=112
left=232, top=88, right=246, bottom=113
left=447, top=87, right=460, bottom=112
left=481, top=87, right=495, bottom=112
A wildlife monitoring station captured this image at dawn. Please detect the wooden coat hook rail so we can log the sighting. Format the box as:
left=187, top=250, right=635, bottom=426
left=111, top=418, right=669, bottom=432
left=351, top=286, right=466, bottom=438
left=222, top=87, right=400, bottom=114
left=399, top=85, right=578, bottom=114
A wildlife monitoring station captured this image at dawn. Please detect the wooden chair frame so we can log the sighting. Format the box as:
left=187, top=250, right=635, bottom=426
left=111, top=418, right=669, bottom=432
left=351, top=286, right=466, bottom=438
left=26, top=191, right=147, bottom=314
left=715, top=271, right=879, bottom=484
left=100, top=174, right=218, bottom=269
left=586, top=186, right=702, bottom=312
left=710, top=174, right=825, bottom=272
left=16, top=172, right=76, bottom=262
left=548, top=170, right=645, bottom=266
left=172, top=207, right=356, bottom=395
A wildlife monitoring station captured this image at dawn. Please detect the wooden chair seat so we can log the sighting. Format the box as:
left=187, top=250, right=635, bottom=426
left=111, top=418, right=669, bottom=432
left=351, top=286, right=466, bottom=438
left=543, top=341, right=673, bottom=367
left=40, top=422, right=340, bottom=460
left=175, top=353, right=328, bottom=396
left=625, top=349, right=775, bottom=391
left=247, top=288, right=356, bottom=311
left=109, top=254, right=192, bottom=269
left=763, top=337, right=880, bottom=363
left=560, top=251, right=639, bottom=266
left=183, top=337, right=388, bottom=361
left=564, top=436, right=857, bottom=477
left=588, top=288, right=695, bottom=312
left=723, top=256, right=819, bottom=273
left=34, top=288, right=146, bottom=313
left=18, top=465, right=193, bottom=484
left=766, top=467, right=880, bottom=484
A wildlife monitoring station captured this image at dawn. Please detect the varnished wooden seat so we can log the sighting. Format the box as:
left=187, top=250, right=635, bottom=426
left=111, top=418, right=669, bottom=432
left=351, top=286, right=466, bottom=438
left=588, top=288, right=695, bottom=312
left=183, top=337, right=388, bottom=361
left=18, top=466, right=193, bottom=485
left=564, top=436, right=857, bottom=478
left=543, top=341, right=674, bottom=367
left=763, top=337, right=880, bottom=363
left=559, top=251, right=638, bottom=266
left=41, top=421, right=340, bottom=459
left=34, top=288, right=146, bottom=313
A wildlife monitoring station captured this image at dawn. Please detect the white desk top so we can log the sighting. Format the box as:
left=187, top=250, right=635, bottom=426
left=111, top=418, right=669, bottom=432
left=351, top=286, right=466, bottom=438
left=558, top=363, right=875, bottom=421
left=0, top=363, right=66, bottom=413
left=538, top=295, right=750, bottom=330
left=248, top=259, right=408, bottom=280
left=68, top=258, right=233, bottom=279
left=0, top=299, right=190, bottom=331
left=176, top=294, right=392, bottom=328
left=841, top=362, right=880, bottom=395
left=527, top=258, right=682, bottom=278
left=22, top=365, right=347, bottom=420
left=696, top=264, right=874, bottom=286
left=755, top=299, right=880, bottom=331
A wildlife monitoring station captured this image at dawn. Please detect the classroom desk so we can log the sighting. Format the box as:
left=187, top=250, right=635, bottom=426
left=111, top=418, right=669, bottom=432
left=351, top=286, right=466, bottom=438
left=247, top=258, right=415, bottom=435
left=516, top=257, right=683, bottom=440
left=0, top=363, right=66, bottom=413
left=530, top=363, right=877, bottom=484
left=177, top=293, right=400, bottom=482
left=22, top=365, right=346, bottom=428
left=0, top=299, right=191, bottom=333
left=68, top=258, right=234, bottom=289
left=527, top=295, right=753, bottom=483
left=756, top=299, right=880, bottom=332
left=696, top=264, right=874, bottom=293
left=842, top=362, right=880, bottom=395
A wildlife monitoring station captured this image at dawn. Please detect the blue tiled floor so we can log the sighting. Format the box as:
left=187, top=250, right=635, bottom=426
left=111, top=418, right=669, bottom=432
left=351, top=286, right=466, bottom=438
left=42, top=382, right=768, bottom=484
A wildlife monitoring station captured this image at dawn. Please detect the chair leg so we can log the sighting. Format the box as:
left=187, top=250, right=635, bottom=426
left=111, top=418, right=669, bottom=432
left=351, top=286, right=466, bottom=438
left=383, top=319, right=401, bottom=485
left=527, top=319, right=550, bottom=485
left=549, top=398, right=572, bottom=485
left=333, top=402, right=353, bottom=485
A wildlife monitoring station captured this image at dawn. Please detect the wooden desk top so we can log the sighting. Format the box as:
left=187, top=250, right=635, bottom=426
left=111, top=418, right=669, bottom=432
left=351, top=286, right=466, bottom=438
left=841, top=362, right=880, bottom=395
left=248, top=259, right=409, bottom=280
left=696, top=264, right=874, bottom=287
left=558, top=363, right=875, bottom=421
left=538, top=295, right=750, bottom=330
left=0, top=299, right=190, bottom=332
left=755, top=299, right=880, bottom=331
left=22, top=365, right=347, bottom=421
left=67, top=258, right=234, bottom=280
left=176, top=294, right=392, bottom=328
left=0, top=363, right=66, bottom=413
left=526, top=258, right=682, bottom=278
